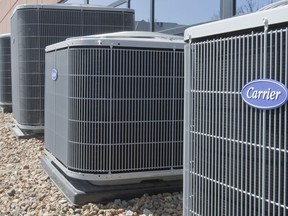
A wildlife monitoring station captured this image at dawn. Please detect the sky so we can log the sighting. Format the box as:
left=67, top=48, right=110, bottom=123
left=65, top=0, right=278, bottom=25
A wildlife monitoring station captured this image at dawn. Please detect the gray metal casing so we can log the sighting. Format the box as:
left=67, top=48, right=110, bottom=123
left=11, top=4, right=135, bottom=128
left=45, top=32, right=184, bottom=185
left=0, top=34, right=11, bottom=106
left=184, top=5, right=288, bottom=216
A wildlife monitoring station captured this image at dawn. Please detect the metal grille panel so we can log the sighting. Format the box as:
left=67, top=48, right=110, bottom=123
left=11, top=5, right=134, bottom=127
left=184, top=28, right=288, bottom=215
left=0, top=34, right=11, bottom=105
left=45, top=37, right=184, bottom=182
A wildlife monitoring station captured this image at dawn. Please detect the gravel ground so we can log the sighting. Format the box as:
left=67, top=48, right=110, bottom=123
left=0, top=112, right=183, bottom=216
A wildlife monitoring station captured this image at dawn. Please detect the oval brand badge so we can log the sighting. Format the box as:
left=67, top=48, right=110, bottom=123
left=51, top=69, right=58, bottom=81
left=241, top=79, right=288, bottom=110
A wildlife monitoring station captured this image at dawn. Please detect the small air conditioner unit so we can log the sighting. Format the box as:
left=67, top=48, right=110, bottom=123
left=0, top=34, right=12, bottom=110
left=44, top=31, right=184, bottom=185
left=183, top=5, right=288, bottom=216
left=10, top=4, right=135, bottom=134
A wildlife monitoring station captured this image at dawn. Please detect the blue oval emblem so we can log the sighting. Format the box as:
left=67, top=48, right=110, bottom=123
left=241, top=79, right=288, bottom=110
left=51, top=69, right=58, bottom=81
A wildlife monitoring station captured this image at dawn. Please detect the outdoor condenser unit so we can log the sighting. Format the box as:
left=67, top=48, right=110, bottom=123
left=0, top=34, right=11, bottom=108
left=45, top=31, right=184, bottom=185
left=11, top=4, right=134, bottom=131
left=183, top=5, right=288, bottom=216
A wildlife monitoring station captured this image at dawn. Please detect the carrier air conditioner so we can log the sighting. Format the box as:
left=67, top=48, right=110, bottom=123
left=183, top=4, right=288, bottom=216
left=44, top=31, right=184, bottom=185
left=11, top=4, right=135, bottom=133
left=0, top=34, right=12, bottom=109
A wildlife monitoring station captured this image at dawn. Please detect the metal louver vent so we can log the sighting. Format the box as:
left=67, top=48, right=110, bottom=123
left=0, top=34, right=11, bottom=107
left=45, top=32, right=184, bottom=185
left=11, top=4, right=134, bottom=130
left=184, top=6, right=288, bottom=216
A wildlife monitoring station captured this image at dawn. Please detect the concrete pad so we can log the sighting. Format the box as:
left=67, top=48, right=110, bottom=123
left=9, top=124, right=44, bottom=139
left=41, top=156, right=183, bottom=206
left=0, top=105, right=12, bottom=113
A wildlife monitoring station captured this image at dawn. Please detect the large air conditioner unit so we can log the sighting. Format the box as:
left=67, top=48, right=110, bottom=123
left=44, top=31, right=184, bottom=185
left=11, top=4, right=134, bottom=133
left=0, top=34, right=12, bottom=110
left=183, top=5, right=288, bottom=216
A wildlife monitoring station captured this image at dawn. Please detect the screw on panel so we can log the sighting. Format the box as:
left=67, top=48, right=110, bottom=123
left=263, top=17, right=269, bottom=31
left=189, top=34, right=192, bottom=44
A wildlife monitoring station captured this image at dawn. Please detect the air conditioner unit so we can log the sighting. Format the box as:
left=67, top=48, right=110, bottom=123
left=183, top=5, right=288, bottom=216
left=44, top=31, right=184, bottom=185
left=10, top=4, right=135, bottom=134
left=0, top=34, right=12, bottom=110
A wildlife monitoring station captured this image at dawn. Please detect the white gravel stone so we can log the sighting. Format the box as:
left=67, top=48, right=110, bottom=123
left=126, top=210, right=134, bottom=216
left=0, top=113, right=183, bottom=215
left=58, top=199, right=67, bottom=205
left=142, top=208, right=152, bottom=215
